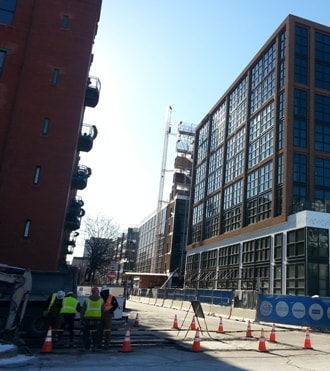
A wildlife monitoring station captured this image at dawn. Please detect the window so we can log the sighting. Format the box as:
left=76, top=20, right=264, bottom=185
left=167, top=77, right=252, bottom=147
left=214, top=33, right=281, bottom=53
left=277, top=92, right=285, bottom=150
left=315, top=32, right=330, bottom=90
left=196, top=121, right=209, bottom=165
left=191, top=203, right=203, bottom=243
left=293, top=153, right=307, bottom=183
left=204, top=192, right=221, bottom=238
left=0, top=0, right=16, bottom=25
left=274, top=265, right=282, bottom=294
left=33, top=166, right=41, bottom=185
left=225, top=128, right=245, bottom=183
left=286, top=263, right=305, bottom=295
left=210, top=102, right=226, bottom=150
left=295, top=25, right=308, bottom=84
left=42, top=118, right=50, bottom=136
left=274, top=233, right=283, bottom=260
left=287, top=228, right=305, bottom=258
left=61, top=15, right=69, bottom=29
left=307, top=228, right=329, bottom=259
left=0, top=49, right=6, bottom=77
left=23, top=220, right=31, bottom=239
left=315, top=157, right=330, bottom=187
left=51, top=68, right=60, bottom=85
left=293, top=89, right=307, bottom=147
left=292, top=153, right=307, bottom=210
left=315, top=94, right=330, bottom=152
left=279, top=31, right=286, bottom=88
left=258, top=237, right=270, bottom=261
left=250, top=44, right=276, bottom=114
left=207, top=147, right=223, bottom=194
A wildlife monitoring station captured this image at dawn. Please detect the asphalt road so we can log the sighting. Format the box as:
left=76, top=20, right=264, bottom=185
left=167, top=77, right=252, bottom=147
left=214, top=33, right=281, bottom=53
left=7, top=299, right=330, bottom=370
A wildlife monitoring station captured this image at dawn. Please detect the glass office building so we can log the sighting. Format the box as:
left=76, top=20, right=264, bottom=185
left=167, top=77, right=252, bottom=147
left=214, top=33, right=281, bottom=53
left=185, top=15, right=330, bottom=296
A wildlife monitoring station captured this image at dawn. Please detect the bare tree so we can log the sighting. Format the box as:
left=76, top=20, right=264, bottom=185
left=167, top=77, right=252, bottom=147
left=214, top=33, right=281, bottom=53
left=83, top=213, right=120, bottom=284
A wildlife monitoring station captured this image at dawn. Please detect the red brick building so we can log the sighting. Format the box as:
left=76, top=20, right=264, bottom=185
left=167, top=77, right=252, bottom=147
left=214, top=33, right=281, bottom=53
left=0, top=1, right=102, bottom=271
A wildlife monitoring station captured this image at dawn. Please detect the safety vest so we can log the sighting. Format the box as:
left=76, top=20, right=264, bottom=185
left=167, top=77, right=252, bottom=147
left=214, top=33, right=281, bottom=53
left=47, top=293, right=57, bottom=312
left=84, top=298, right=103, bottom=318
left=60, top=296, right=78, bottom=314
left=104, top=295, right=113, bottom=312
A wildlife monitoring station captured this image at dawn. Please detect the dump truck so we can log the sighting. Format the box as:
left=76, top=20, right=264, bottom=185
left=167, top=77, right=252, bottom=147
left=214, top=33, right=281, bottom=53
left=0, top=264, right=78, bottom=338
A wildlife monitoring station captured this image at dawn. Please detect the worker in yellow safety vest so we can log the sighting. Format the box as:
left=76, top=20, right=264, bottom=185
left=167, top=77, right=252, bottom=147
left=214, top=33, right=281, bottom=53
left=80, top=286, right=104, bottom=351
left=58, top=292, right=81, bottom=347
left=44, top=290, right=65, bottom=341
left=97, top=285, right=118, bottom=349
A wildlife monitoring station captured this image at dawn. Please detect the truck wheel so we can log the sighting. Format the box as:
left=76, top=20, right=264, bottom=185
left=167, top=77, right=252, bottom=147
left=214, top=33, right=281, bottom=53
left=28, top=316, right=48, bottom=337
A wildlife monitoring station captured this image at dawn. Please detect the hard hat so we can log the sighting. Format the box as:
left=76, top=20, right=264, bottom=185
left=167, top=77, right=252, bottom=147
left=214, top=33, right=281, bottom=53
left=91, top=286, right=99, bottom=294
left=66, top=291, right=74, bottom=296
left=56, top=290, right=65, bottom=299
left=101, top=285, right=109, bottom=292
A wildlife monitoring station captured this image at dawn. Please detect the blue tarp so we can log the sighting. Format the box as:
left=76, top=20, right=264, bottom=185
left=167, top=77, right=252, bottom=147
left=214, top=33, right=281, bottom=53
left=256, top=294, right=330, bottom=329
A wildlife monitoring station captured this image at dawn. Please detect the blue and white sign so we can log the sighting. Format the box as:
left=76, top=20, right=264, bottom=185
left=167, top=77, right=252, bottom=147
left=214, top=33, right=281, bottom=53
left=256, top=294, right=330, bottom=329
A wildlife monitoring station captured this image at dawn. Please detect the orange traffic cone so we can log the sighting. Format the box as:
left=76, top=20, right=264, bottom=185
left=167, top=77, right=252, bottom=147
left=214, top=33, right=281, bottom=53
left=192, top=328, right=201, bottom=352
left=303, top=327, right=312, bottom=349
left=269, top=323, right=276, bottom=342
left=133, top=313, right=139, bottom=327
left=246, top=320, right=253, bottom=337
left=217, top=316, right=224, bottom=333
left=172, top=314, right=179, bottom=329
left=258, top=328, right=267, bottom=352
left=121, top=328, right=132, bottom=352
left=41, top=326, right=53, bottom=353
left=190, top=315, right=196, bottom=330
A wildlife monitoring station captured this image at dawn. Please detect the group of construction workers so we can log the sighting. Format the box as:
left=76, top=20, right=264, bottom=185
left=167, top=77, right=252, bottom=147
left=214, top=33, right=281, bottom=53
left=44, top=285, right=118, bottom=350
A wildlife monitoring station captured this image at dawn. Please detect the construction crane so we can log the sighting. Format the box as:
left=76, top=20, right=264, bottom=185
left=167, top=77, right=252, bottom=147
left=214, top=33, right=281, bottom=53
left=151, top=106, right=172, bottom=273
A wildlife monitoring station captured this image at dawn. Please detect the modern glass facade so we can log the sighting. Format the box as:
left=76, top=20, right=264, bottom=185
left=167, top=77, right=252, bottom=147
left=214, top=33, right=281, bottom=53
left=186, top=15, right=330, bottom=296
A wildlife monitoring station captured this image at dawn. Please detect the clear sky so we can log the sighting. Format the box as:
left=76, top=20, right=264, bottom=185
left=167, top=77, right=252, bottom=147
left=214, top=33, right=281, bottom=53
left=75, top=0, right=330, bottom=251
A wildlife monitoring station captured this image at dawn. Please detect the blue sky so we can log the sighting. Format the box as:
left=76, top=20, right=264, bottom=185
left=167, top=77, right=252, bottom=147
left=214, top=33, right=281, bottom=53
left=77, top=0, right=330, bottom=245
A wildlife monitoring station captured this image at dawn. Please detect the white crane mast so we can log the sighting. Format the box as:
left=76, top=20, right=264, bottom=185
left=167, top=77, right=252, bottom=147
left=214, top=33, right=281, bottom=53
left=151, top=106, right=172, bottom=273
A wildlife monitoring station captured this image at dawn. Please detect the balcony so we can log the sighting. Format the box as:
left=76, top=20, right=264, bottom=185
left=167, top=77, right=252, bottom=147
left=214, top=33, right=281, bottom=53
left=71, top=165, right=92, bottom=190
left=78, top=124, right=98, bottom=152
left=65, top=197, right=85, bottom=230
left=84, top=76, right=101, bottom=108
left=174, top=156, right=192, bottom=171
left=178, top=121, right=196, bottom=136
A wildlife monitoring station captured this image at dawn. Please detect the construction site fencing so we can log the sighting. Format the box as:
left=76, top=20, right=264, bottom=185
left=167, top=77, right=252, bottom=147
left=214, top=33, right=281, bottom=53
left=129, top=288, right=257, bottom=322
left=131, top=288, right=257, bottom=308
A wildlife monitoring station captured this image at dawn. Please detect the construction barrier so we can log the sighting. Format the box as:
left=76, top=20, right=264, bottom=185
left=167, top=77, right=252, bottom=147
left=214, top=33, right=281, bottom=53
left=140, top=297, right=149, bottom=304
left=149, top=297, right=157, bottom=305
left=155, top=298, right=164, bottom=307
left=207, top=303, right=232, bottom=319
left=231, top=307, right=256, bottom=322
left=128, top=296, right=256, bottom=322
left=171, top=299, right=183, bottom=310
left=163, top=299, right=173, bottom=308
left=181, top=301, right=192, bottom=312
